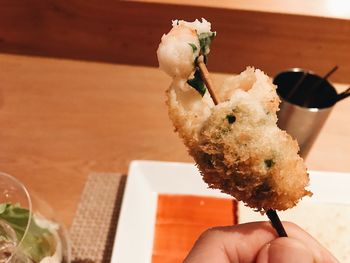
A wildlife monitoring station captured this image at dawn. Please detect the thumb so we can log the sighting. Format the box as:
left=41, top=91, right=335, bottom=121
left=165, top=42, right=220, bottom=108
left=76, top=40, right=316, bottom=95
left=256, top=237, right=314, bottom=263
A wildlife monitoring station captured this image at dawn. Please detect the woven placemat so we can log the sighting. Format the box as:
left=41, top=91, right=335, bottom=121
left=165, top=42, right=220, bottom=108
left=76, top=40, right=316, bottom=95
left=69, top=173, right=127, bottom=263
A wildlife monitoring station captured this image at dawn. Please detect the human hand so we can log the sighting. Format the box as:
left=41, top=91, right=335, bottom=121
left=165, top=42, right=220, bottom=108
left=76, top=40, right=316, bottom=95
left=184, top=221, right=338, bottom=263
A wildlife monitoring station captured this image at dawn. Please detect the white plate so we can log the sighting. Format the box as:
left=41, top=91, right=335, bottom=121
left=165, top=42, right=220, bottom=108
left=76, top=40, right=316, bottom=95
left=111, top=160, right=350, bottom=263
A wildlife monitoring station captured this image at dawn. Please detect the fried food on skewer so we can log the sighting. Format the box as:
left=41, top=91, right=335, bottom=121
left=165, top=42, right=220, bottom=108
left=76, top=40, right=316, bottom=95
left=157, top=19, right=312, bottom=212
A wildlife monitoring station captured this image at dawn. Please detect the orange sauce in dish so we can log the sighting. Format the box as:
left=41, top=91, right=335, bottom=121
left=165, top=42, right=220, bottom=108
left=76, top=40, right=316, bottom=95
left=152, top=194, right=237, bottom=263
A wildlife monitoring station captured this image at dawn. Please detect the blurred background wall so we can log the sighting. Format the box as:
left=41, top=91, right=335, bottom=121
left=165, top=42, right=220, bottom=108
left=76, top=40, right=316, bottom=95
left=1, top=0, right=350, bottom=82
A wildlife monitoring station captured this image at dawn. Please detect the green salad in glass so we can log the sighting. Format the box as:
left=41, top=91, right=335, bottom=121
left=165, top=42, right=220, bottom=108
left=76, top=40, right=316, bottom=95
left=0, top=172, right=70, bottom=263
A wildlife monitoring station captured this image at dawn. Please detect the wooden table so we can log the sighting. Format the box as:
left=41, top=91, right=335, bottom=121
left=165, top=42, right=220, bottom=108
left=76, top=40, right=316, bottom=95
left=0, top=53, right=349, bottom=227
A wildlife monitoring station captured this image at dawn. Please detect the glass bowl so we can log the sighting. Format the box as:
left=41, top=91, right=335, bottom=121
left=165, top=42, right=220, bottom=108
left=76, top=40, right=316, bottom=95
left=0, top=172, right=71, bottom=263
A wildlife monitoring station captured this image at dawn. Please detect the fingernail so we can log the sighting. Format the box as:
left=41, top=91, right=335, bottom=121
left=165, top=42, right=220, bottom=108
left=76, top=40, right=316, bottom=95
left=257, top=238, right=314, bottom=263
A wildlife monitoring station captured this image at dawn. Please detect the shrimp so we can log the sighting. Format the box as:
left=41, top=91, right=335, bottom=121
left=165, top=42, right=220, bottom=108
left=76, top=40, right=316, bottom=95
left=157, top=19, right=312, bottom=211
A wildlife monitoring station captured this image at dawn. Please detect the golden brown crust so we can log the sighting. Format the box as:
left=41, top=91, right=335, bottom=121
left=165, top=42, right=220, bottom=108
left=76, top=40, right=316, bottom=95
left=159, top=18, right=311, bottom=211
left=165, top=67, right=312, bottom=211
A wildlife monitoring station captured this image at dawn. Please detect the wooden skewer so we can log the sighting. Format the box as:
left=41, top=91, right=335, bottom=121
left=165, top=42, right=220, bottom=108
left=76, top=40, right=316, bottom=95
left=196, top=56, right=288, bottom=238
left=197, top=55, right=219, bottom=105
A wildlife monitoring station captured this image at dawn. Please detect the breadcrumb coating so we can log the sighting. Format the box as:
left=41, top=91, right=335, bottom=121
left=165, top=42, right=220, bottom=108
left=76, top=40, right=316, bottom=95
left=158, top=20, right=312, bottom=211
